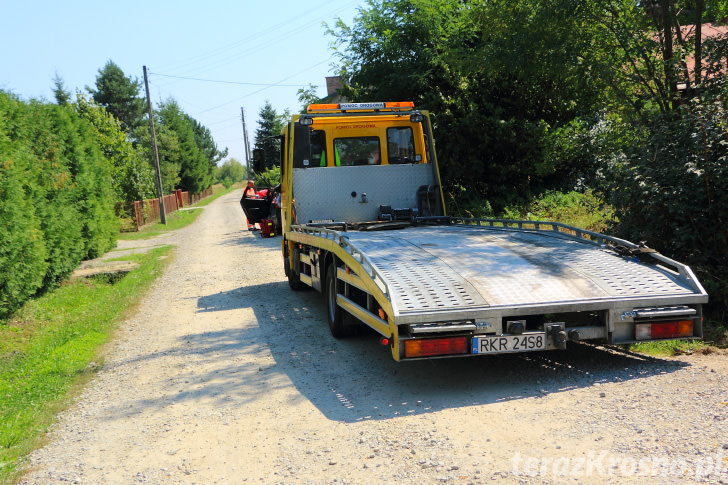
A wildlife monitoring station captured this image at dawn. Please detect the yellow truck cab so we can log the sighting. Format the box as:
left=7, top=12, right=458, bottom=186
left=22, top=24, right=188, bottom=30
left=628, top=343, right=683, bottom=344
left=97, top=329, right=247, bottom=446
left=257, top=102, right=707, bottom=362
left=301, top=101, right=430, bottom=167
left=278, top=102, right=444, bottom=230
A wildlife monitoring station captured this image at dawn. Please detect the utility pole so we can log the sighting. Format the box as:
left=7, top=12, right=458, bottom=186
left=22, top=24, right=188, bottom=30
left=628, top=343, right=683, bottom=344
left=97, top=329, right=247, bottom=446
left=241, top=107, right=252, bottom=178
left=143, top=65, right=167, bottom=224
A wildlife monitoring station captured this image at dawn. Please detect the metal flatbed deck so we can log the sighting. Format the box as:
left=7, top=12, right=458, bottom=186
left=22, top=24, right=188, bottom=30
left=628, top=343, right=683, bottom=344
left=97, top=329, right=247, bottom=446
left=293, top=221, right=707, bottom=325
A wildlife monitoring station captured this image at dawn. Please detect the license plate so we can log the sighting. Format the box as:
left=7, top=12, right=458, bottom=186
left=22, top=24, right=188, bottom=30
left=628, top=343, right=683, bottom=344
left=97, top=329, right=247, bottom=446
left=472, top=333, right=546, bottom=354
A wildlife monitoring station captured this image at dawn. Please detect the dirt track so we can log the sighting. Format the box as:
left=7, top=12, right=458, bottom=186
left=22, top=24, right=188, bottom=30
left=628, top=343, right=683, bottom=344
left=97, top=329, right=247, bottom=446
left=20, top=190, right=728, bottom=484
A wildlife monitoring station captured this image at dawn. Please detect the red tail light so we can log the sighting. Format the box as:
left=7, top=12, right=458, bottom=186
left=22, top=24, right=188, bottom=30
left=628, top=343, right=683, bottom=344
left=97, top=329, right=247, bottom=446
left=404, top=337, right=468, bottom=358
left=635, top=320, right=693, bottom=340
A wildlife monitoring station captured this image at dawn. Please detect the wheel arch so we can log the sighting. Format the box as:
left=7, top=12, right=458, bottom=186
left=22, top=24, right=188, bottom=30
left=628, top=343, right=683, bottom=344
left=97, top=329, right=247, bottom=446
left=323, top=251, right=337, bottom=281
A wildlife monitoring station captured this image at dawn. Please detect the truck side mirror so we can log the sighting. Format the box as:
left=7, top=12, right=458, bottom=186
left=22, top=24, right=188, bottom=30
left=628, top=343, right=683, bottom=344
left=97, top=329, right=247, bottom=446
left=293, top=121, right=312, bottom=167
left=252, top=148, right=266, bottom=173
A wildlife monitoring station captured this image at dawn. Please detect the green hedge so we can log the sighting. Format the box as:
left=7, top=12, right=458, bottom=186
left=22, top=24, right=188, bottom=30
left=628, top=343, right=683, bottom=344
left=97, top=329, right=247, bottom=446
left=0, top=92, right=117, bottom=320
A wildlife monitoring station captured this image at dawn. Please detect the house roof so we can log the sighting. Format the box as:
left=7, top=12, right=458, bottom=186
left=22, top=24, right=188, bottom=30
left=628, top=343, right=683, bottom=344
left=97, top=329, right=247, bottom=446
left=677, top=23, right=728, bottom=87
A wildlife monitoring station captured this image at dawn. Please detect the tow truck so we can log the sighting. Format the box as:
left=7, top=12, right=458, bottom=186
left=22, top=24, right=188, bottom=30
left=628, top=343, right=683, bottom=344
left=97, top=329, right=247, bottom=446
left=245, top=101, right=708, bottom=361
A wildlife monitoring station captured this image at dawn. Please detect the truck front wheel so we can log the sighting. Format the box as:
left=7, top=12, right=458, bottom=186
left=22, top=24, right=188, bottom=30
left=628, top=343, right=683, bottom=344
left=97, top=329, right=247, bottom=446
left=326, top=264, right=347, bottom=338
left=284, top=244, right=306, bottom=291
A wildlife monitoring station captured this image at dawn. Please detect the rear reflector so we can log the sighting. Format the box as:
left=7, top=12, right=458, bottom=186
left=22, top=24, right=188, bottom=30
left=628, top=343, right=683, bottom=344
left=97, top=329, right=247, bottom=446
left=404, top=337, right=468, bottom=358
left=635, top=320, right=693, bottom=340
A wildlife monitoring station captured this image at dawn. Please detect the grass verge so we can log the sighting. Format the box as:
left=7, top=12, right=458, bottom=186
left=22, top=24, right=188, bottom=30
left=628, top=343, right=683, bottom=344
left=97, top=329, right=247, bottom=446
left=627, top=338, right=711, bottom=357
left=630, top=320, right=728, bottom=356
left=0, top=246, right=173, bottom=484
left=194, top=185, right=237, bottom=208
left=118, top=209, right=204, bottom=241
left=119, top=185, right=236, bottom=241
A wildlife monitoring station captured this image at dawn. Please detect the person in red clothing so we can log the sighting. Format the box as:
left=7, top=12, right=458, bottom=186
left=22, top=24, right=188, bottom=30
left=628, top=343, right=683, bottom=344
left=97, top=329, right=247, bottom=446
left=241, top=180, right=257, bottom=230
left=243, top=179, right=257, bottom=199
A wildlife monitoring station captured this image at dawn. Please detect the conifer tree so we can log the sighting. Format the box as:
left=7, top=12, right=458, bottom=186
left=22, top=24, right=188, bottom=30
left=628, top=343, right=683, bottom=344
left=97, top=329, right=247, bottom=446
left=87, top=60, right=145, bottom=133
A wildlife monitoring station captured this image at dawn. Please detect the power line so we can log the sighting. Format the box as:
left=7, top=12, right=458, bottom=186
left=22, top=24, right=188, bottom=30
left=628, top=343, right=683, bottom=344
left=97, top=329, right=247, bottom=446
left=154, top=1, right=334, bottom=71
left=189, top=58, right=331, bottom=116
left=148, top=72, right=307, bottom=88
left=154, top=0, right=358, bottom=78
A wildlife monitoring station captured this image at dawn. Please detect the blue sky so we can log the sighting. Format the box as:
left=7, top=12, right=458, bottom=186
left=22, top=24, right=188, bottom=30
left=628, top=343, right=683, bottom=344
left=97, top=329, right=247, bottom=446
left=0, top=0, right=362, bottom=164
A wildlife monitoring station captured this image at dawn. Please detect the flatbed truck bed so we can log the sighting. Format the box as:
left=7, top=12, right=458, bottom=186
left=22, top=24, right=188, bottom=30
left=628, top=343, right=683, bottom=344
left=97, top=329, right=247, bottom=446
left=287, top=218, right=707, bottom=360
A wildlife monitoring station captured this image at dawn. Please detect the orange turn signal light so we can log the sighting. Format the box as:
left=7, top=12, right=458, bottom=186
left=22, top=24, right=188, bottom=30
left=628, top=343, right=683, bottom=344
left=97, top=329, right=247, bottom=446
left=384, top=101, right=415, bottom=109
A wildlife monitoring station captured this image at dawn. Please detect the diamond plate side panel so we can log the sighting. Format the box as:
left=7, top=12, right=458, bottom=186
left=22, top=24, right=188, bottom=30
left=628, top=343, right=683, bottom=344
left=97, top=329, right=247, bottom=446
left=292, top=164, right=435, bottom=224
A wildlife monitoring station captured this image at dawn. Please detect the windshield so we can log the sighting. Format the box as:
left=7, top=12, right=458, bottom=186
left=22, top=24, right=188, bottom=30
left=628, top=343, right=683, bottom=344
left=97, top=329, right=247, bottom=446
left=333, top=137, right=381, bottom=166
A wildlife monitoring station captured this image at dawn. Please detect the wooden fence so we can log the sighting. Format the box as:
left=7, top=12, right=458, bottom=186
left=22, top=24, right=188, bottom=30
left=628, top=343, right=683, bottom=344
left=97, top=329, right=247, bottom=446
left=117, top=188, right=214, bottom=231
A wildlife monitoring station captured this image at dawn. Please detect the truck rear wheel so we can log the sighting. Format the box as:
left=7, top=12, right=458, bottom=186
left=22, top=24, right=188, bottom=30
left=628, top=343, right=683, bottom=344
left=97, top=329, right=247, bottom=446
left=326, top=264, right=348, bottom=338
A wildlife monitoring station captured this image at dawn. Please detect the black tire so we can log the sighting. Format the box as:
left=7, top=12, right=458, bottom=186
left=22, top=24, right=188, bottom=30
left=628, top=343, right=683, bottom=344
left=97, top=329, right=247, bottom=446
left=326, top=263, right=348, bottom=338
left=287, top=265, right=306, bottom=291
left=284, top=245, right=306, bottom=291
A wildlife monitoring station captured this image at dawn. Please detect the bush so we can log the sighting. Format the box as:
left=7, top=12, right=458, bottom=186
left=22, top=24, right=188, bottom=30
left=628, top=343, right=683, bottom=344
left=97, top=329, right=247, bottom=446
left=601, top=98, right=728, bottom=322
left=0, top=92, right=118, bottom=320
left=527, top=190, right=615, bottom=233
left=446, top=188, right=615, bottom=234
left=0, top=122, right=48, bottom=316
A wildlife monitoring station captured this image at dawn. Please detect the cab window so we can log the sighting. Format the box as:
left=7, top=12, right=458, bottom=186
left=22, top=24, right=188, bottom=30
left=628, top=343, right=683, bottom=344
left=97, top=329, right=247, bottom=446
left=387, top=127, right=417, bottom=164
left=333, top=137, right=381, bottom=166
left=311, top=130, right=327, bottom=167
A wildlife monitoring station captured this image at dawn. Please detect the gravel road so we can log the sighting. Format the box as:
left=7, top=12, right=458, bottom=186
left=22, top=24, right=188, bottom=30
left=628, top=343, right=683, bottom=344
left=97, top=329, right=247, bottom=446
left=20, top=190, right=728, bottom=484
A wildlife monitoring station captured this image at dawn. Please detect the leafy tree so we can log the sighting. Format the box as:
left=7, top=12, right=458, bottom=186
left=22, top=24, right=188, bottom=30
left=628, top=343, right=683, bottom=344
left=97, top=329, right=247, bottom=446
left=156, top=99, right=209, bottom=194
left=216, top=158, right=245, bottom=187
left=704, top=0, right=728, bottom=21
left=187, top=114, right=228, bottom=185
left=87, top=60, right=146, bottom=133
left=328, top=0, right=463, bottom=107
left=297, top=84, right=321, bottom=113
left=254, top=101, right=288, bottom=169
left=572, top=0, right=728, bottom=120
left=74, top=93, right=155, bottom=203
left=133, top=118, right=181, bottom=195
left=329, top=0, right=611, bottom=209
left=595, top=96, right=728, bottom=315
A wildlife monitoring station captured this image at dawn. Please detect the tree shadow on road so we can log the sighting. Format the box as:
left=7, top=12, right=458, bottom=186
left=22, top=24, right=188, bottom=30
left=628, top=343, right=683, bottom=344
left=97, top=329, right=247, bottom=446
left=102, top=280, right=688, bottom=423
left=188, top=282, right=688, bottom=423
